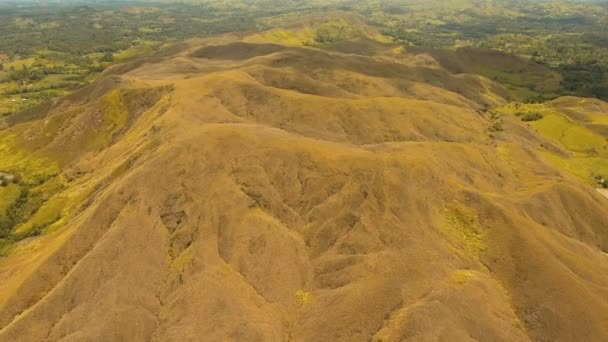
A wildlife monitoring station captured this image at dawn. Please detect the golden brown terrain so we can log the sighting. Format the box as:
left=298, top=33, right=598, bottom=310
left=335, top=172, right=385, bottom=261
left=0, top=20, right=607, bottom=341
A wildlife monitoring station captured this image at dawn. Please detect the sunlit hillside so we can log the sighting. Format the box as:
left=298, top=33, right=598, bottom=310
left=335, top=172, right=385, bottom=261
left=0, top=2, right=607, bottom=341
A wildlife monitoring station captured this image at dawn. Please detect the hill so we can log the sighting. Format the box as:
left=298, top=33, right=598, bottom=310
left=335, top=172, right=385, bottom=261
left=0, top=19, right=607, bottom=342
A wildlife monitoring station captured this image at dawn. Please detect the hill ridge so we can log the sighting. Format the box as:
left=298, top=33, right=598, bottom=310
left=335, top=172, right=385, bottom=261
left=0, top=31, right=606, bottom=341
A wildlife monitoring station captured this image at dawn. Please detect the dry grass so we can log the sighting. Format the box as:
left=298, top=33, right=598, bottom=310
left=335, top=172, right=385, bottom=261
left=0, top=34, right=606, bottom=342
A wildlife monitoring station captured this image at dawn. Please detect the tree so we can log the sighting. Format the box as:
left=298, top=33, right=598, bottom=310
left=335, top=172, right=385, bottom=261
left=101, top=52, right=114, bottom=63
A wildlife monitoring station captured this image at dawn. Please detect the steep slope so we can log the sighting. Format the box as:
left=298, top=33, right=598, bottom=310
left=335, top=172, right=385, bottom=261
left=0, top=30, right=607, bottom=342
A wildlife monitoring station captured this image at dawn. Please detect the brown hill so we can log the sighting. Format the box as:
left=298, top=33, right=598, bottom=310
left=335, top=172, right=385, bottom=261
left=0, top=32, right=607, bottom=342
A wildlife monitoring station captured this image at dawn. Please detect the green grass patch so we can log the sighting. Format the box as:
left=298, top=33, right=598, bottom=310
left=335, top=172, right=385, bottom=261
left=102, top=90, right=129, bottom=131
left=312, top=19, right=365, bottom=44
left=530, top=114, right=607, bottom=155
left=0, top=186, right=34, bottom=238
left=84, top=89, right=129, bottom=150
left=84, top=52, right=105, bottom=61
left=52, top=89, right=130, bottom=153
left=37, top=74, right=82, bottom=87
left=0, top=184, right=21, bottom=216
left=113, top=42, right=160, bottom=62
left=443, top=204, right=486, bottom=257
left=539, top=151, right=608, bottom=186
left=37, top=21, right=61, bottom=29
left=0, top=175, right=67, bottom=255
left=5, top=58, right=37, bottom=71
left=520, top=111, right=543, bottom=122
left=14, top=195, right=67, bottom=236
left=246, top=28, right=316, bottom=46
left=295, top=289, right=311, bottom=306
left=139, top=26, right=161, bottom=33
left=588, top=113, right=608, bottom=125
left=474, top=65, right=537, bottom=89
left=450, top=270, right=476, bottom=285
left=504, top=84, right=544, bottom=102
left=0, top=134, right=60, bottom=184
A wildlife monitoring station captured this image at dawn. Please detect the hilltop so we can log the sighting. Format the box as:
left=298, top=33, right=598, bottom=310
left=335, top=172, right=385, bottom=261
left=0, top=15, right=607, bottom=342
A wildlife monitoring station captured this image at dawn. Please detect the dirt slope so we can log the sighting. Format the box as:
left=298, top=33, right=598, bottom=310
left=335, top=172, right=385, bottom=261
left=0, top=34, right=607, bottom=342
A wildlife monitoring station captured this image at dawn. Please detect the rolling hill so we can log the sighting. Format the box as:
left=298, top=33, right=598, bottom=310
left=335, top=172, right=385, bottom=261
left=0, top=18, right=607, bottom=342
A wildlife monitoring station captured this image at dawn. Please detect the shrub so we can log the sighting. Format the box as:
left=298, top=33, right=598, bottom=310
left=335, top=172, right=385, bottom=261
left=488, top=120, right=503, bottom=132
left=593, top=174, right=608, bottom=188
left=520, top=112, right=543, bottom=122
left=0, top=187, right=29, bottom=238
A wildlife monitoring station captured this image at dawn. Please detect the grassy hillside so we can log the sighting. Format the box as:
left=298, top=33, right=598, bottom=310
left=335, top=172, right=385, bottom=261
left=496, top=98, right=608, bottom=188
left=1, top=0, right=608, bottom=118
left=0, top=26, right=606, bottom=341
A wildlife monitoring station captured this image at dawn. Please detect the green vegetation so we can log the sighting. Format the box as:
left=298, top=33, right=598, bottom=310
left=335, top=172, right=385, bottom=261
left=488, top=111, right=503, bottom=134
left=497, top=101, right=608, bottom=186
left=295, top=289, right=311, bottom=306
left=594, top=174, right=608, bottom=188
left=0, top=134, right=60, bottom=184
left=0, top=127, right=65, bottom=254
left=0, top=174, right=67, bottom=256
left=531, top=114, right=607, bottom=154
left=540, top=152, right=608, bottom=186
left=362, top=0, right=608, bottom=101
left=86, top=89, right=130, bottom=150
left=450, top=270, right=476, bottom=285
left=1, top=0, right=607, bottom=116
left=444, top=204, right=485, bottom=257
left=0, top=184, right=21, bottom=216
left=520, top=112, right=543, bottom=122
left=0, top=0, right=303, bottom=118
left=0, top=187, right=29, bottom=238
left=311, top=19, right=365, bottom=45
